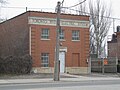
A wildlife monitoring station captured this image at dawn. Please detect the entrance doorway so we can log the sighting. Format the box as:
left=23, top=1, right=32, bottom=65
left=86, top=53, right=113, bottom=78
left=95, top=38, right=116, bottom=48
left=59, top=52, right=65, bottom=73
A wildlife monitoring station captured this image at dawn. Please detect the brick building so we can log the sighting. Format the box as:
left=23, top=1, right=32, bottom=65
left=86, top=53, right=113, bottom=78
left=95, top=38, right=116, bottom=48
left=107, top=34, right=118, bottom=58
left=0, top=11, right=90, bottom=74
left=108, top=29, right=120, bottom=61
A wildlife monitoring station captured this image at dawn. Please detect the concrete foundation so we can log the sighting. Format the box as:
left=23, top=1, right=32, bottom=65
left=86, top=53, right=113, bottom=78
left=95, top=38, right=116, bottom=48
left=32, top=67, right=88, bottom=74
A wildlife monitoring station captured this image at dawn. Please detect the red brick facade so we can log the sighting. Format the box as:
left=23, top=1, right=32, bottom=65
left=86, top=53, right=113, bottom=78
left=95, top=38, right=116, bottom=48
left=0, top=11, right=90, bottom=74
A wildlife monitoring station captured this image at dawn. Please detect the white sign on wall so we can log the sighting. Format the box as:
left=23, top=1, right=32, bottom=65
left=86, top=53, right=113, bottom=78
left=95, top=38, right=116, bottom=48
left=28, top=17, right=89, bottom=28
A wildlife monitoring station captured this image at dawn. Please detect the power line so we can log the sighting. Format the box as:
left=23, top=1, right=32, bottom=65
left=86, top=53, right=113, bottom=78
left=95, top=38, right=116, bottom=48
left=62, top=7, right=120, bottom=20
left=61, top=0, right=120, bottom=20
left=1, top=5, right=120, bottom=21
left=61, top=0, right=65, bottom=5
left=68, top=0, right=86, bottom=8
left=1, top=6, right=54, bottom=10
left=1, top=6, right=26, bottom=9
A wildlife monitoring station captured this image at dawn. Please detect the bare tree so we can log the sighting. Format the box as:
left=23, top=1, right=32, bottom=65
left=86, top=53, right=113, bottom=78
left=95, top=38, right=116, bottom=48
left=77, top=0, right=87, bottom=15
left=0, top=0, right=7, bottom=4
left=89, top=0, right=111, bottom=57
left=77, top=0, right=111, bottom=57
left=0, top=0, right=7, bottom=9
left=0, top=0, right=7, bottom=22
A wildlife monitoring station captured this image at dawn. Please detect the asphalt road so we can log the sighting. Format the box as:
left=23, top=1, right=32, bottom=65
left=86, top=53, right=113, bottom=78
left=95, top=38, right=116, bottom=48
left=0, top=79, right=120, bottom=90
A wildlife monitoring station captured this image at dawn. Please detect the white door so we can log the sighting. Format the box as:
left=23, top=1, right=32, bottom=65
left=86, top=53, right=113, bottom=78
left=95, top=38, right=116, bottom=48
left=59, top=52, right=65, bottom=73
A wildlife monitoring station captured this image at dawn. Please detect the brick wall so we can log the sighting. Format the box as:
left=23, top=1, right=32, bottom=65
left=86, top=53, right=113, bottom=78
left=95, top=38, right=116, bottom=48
left=0, top=12, right=30, bottom=57
left=29, top=11, right=90, bottom=68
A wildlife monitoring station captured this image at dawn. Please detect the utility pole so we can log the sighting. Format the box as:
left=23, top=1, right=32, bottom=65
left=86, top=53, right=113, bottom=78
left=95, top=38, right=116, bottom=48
left=113, top=18, right=115, bottom=32
left=54, top=1, right=61, bottom=81
left=26, top=7, right=28, bottom=12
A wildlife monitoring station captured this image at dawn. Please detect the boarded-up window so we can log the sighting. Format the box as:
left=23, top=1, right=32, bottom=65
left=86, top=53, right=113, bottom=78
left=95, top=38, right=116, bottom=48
left=72, top=53, right=80, bottom=67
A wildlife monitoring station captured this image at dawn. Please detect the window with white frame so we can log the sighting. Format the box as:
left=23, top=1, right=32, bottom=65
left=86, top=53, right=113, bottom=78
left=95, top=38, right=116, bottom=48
left=41, top=53, right=49, bottom=67
left=41, top=28, right=49, bottom=39
left=72, top=30, right=80, bottom=40
left=59, top=29, right=64, bottom=40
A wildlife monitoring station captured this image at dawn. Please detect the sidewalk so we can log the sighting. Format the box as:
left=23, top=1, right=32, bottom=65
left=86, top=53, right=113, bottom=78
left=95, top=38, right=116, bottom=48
left=0, top=73, right=120, bottom=85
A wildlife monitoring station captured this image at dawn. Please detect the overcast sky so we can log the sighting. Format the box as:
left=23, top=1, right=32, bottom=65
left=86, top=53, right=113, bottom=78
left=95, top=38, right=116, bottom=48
left=1, top=0, right=120, bottom=35
left=0, top=0, right=120, bottom=19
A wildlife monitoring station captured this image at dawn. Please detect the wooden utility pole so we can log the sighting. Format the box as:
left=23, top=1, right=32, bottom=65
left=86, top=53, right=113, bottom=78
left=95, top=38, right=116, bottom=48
left=54, top=1, right=61, bottom=81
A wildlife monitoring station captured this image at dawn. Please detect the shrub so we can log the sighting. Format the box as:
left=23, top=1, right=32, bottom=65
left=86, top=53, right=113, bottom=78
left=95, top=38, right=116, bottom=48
left=0, top=57, right=4, bottom=73
left=0, top=54, right=33, bottom=74
left=20, top=54, right=33, bottom=74
left=117, top=64, right=120, bottom=73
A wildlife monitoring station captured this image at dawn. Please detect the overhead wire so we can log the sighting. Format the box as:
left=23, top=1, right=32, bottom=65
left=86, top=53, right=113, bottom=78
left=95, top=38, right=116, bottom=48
left=1, top=6, right=54, bottom=10
left=1, top=2, right=120, bottom=21
left=61, top=0, right=65, bottom=5
left=62, top=7, right=120, bottom=20
left=60, top=0, right=120, bottom=20
left=68, top=0, right=86, bottom=8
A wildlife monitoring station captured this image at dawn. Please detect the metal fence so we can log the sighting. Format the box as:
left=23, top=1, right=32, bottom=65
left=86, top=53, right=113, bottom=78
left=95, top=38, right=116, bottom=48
left=91, top=57, right=118, bottom=73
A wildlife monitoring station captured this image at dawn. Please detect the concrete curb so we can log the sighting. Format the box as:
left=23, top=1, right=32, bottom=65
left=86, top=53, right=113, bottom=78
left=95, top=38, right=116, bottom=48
left=0, top=76, right=120, bottom=85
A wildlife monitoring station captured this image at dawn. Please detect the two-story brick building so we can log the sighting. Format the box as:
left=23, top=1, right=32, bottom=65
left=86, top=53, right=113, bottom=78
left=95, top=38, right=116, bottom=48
left=0, top=11, right=90, bottom=74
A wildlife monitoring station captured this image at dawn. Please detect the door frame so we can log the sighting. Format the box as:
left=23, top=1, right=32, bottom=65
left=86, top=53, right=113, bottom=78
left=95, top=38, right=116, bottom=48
left=59, top=51, right=65, bottom=73
left=59, top=47, right=67, bottom=73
